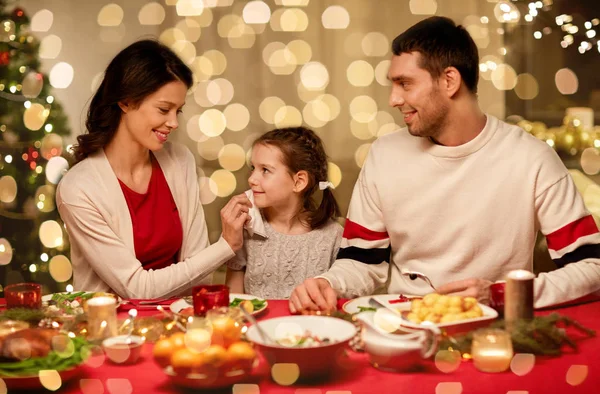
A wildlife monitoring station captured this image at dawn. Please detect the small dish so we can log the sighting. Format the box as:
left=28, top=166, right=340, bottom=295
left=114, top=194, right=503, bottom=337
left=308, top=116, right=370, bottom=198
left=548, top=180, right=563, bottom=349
left=102, top=335, right=145, bottom=364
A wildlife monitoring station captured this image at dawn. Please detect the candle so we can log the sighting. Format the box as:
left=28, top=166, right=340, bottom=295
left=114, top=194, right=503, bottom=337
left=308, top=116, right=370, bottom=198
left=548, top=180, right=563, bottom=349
left=471, top=329, right=513, bottom=373
left=504, top=270, right=535, bottom=330
left=87, top=296, right=117, bottom=342
left=566, top=107, right=594, bottom=130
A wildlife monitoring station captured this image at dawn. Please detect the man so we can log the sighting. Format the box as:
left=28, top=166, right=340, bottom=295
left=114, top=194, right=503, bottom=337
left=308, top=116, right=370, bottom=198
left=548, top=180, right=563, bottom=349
left=289, top=16, right=600, bottom=313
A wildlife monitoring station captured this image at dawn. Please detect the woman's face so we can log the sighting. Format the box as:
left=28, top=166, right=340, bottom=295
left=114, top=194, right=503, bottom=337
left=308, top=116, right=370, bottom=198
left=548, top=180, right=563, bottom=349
left=119, top=80, right=187, bottom=151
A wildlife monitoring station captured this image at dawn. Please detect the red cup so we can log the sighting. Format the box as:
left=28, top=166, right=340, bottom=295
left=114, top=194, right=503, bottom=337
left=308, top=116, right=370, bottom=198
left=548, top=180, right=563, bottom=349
left=489, top=281, right=506, bottom=316
left=192, top=285, right=229, bottom=316
left=5, top=283, right=42, bottom=309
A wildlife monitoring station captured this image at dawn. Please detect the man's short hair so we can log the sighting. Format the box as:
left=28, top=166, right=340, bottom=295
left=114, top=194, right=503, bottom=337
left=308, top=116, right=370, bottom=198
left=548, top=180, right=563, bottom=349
left=391, top=16, right=480, bottom=94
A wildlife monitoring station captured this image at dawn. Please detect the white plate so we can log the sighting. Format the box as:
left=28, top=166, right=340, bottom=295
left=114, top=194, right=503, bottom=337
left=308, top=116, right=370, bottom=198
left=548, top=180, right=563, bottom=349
left=342, top=294, right=421, bottom=314
left=170, top=293, right=268, bottom=316
left=42, top=292, right=122, bottom=306
left=345, top=294, right=499, bottom=333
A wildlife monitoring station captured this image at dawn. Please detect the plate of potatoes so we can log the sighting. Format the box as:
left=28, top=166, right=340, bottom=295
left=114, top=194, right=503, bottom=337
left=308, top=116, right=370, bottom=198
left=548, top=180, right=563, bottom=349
left=362, top=293, right=499, bottom=334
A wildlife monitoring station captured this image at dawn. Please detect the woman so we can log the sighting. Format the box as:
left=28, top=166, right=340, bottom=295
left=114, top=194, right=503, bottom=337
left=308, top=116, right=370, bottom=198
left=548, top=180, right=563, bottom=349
left=56, top=39, right=251, bottom=299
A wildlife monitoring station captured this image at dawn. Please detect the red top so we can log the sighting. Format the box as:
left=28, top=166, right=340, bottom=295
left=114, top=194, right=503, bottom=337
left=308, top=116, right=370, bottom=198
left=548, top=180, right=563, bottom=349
left=118, top=158, right=183, bottom=270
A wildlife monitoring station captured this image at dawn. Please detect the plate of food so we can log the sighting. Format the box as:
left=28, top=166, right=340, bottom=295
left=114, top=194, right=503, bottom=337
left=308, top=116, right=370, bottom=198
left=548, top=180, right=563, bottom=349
left=170, top=294, right=268, bottom=317
left=342, top=294, right=422, bottom=314
left=364, top=293, right=499, bottom=335
left=42, top=291, right=121, bottom=317
left=0, top=328, right=89, bottom=390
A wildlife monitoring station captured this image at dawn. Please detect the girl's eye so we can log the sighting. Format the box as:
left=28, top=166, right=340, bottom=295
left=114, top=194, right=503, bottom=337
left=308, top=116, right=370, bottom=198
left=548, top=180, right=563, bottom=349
left=262, top=168, right=269, bottom=174
left=159, top=108, right=169, bottom=114
left=177, top=109, right=183, bottom=115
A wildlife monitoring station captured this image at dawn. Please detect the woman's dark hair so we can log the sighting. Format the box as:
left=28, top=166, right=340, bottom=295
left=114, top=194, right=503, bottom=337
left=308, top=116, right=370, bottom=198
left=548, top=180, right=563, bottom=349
left=391, top=16, right=480, bottom=94
left=253, top=127, right=341, bottom=230
left=72, top=39, right=193, bottom=163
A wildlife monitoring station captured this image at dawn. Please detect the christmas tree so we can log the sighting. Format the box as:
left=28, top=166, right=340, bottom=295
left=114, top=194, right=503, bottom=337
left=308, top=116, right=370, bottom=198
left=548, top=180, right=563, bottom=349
left=0, top=1, right=71, bottom=293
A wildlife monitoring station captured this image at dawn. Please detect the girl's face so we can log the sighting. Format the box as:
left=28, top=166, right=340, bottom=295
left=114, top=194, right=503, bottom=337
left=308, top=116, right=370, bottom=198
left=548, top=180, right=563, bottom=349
left=118, top=80, right=187, bottom=151
left=248, top=143, right=303, bottom=210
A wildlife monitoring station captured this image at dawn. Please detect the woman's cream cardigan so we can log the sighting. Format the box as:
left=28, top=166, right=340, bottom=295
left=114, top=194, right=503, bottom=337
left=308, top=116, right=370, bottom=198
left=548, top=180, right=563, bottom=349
left=56, top=142, right=234, bottom=299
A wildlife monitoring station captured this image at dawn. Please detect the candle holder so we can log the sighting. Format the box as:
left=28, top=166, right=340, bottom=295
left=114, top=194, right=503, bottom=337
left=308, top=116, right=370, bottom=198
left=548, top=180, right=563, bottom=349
left=87, top=296, right=118, bottom=342
left=504, top=269, right=535, bottom=330
left=192, top=284, right=229, bottom=317
left=471, top=328, right=513, bottom=373
left=4, top=283, right=42, bottom=309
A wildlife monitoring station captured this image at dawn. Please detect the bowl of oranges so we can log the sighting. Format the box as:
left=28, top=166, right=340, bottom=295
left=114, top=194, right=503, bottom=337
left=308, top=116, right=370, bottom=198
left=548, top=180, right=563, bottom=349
left=153, top=308, right=257, bottom=389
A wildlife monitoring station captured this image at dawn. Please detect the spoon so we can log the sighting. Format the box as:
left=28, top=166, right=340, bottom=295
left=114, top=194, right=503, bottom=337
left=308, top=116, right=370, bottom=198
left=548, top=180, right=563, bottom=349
left=401, top=268, right=438, bottom=292
left=126, top=309, right=137, bottom=344
left=239, top=305, right=276, bottom=345
left=156, top=305, right=187, bottom=332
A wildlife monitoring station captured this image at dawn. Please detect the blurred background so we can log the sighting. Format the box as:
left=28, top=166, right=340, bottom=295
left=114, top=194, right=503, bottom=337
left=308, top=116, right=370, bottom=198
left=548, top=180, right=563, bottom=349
left=1, top=0, right=599, bottom=294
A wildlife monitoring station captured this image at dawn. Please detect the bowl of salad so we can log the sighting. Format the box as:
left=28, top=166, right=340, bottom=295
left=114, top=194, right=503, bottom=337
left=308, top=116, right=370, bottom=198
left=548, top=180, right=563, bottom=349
left=245, top=315, right=356, bottom=380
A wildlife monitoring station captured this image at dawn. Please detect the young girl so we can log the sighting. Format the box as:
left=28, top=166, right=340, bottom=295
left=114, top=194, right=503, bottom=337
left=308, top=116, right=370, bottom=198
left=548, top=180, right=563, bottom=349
left=225, top=127, right=343, bottom=299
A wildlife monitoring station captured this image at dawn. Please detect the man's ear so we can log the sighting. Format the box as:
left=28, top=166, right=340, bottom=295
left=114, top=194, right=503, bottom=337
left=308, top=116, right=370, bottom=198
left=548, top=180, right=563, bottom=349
left=118, top=101, right=130, bottom=113
left=293, top=170, right=309, bottom=193
left=442, top=66, right=462, bottom=97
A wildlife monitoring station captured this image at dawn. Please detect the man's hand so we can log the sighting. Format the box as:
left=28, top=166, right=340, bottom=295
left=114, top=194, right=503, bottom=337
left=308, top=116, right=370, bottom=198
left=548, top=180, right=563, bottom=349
left=436, top=278, right=493, bottom=304
left=289, top=278, right=337, bottom=314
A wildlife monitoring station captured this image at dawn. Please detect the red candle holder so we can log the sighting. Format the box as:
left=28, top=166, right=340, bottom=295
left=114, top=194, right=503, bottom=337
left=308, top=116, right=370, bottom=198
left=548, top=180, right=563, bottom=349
left=5, top=283, right=42, bottom=309
left=192, top=285, right=229, bottom=316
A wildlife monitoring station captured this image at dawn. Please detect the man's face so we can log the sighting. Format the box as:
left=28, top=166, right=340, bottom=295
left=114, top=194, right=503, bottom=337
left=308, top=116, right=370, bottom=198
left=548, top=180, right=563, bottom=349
left=388, top=52, right=450, bottom=139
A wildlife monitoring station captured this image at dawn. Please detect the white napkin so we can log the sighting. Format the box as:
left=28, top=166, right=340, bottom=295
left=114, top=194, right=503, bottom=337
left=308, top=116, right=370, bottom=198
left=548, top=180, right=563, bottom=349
left=244, top=190, right=268, bottom=238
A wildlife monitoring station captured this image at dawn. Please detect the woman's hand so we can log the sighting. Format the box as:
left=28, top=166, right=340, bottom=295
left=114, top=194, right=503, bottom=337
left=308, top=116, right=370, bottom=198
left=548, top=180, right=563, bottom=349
left=220, top=193, right=252, bottom=252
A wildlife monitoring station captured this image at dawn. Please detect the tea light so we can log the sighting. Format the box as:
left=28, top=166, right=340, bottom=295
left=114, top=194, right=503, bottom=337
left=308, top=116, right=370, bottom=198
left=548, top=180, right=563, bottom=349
left=87, top=296, right=117, bottom=342
left=505, top=270, right=535, bottom=330
left=471, top=329, right=513, bottom=373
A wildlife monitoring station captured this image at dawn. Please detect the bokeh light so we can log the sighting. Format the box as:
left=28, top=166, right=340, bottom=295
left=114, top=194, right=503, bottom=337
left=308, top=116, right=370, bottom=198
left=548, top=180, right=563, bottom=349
left=347, top=60, right=375, bottom=87
left=49, top=255, right=73, bottom=282
left=514, top=73, right=539, bottom=100
left=138, top=2, right=166, bottom=25
left=197, top=136, right=225, bottom=160
left=410, top=0, right=438, bottom=15
left=211, top=169, right=237, bottom=197
left=0, top=176, right=17, bottom=204
left=39, top=35, right=62, bottom=59
left=491, top=64, right=517, bottom=90
left=39, top=220, right=63, bottom=248
left=218, top=144, right=246, bottom=171
left=274, top=106, right=302, bottom=128
left=23, top=103, right=48, bottom=131
left=300, top=62, right=329, bottom=91
left=176, top=0, right=205, bottom=16
left=243, top=1, right=271, bottom=24
left=355, top=143, right=372, bottom=168
left=555, top=68, right=578, bottom=95
left=224, top=103, right=250, bottom=131
left=321, top=5, right=350, bottom=29
left=271, top=363, right=300, bottom=386
left=30, top=9, right=53, bottom=32
left=350, top=95, right=378, bottom=123
left=49, top=62, right=74, bottom=89
left=199, top=109, right=227, bottom=137
left=362, top=32, right=389, bottom=57
left=46, top=156, right=69, bottom=184
left=97, top=4, right=123, bottom=26
left=0, top=238, right=13, bottom=266
left=259, top=96, right=286, bottom=124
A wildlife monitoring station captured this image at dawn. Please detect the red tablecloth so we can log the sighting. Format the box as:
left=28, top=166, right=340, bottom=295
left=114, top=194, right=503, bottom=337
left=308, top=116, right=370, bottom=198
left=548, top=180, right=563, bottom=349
left=48, top=299, right=600, bottom=394
left=2, top=299, right=599, bottom=393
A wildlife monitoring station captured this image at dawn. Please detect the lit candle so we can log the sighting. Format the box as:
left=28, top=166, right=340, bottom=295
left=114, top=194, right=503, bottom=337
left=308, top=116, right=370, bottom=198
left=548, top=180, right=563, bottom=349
left=505, top=269, right=535, bottom=330
left=471, top=329, right=513, bottom=373
left=87, top=296, right=117, bottom=342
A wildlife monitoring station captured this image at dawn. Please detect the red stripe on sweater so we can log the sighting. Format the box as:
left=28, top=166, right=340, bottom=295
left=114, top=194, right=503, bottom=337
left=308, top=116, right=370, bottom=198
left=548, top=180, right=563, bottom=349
left=343, top=219, right=389, bottom=241
left=546, top=215, right=599, bottom=252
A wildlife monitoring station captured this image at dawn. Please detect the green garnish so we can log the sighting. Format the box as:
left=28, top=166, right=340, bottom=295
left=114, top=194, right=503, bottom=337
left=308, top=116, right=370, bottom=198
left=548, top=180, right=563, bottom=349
left=357, top=306, right=377, bottom=313
left=230, top=298, right=266, bottom=310
left=51, top=292, right=96, bottom=303
left=0, top=336, right=89, bottom=377
left=0, top=308, right=46, bottom=324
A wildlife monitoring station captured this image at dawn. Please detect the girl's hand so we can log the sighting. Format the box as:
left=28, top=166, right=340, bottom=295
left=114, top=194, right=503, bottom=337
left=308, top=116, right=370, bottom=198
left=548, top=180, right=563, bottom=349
left=220, top=193, right=252, bottom=252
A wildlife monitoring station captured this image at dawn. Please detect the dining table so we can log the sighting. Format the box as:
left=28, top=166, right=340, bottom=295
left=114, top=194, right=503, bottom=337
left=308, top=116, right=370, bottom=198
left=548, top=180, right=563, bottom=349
left=1, top=297, right=599, bottom=394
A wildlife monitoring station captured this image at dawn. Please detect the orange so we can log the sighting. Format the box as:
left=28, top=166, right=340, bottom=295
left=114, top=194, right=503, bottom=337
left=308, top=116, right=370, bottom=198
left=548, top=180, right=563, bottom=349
left=202, top=344, right=228, bottom=368
left=153, top=339, right=175, bottom=368
left=210, top=317, right=241, bottom=348
left=169, top=332, right=186, bottom=350
left=226, top=341, right=256, bottom=370
left=171, top=347, right=203, bottom=375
